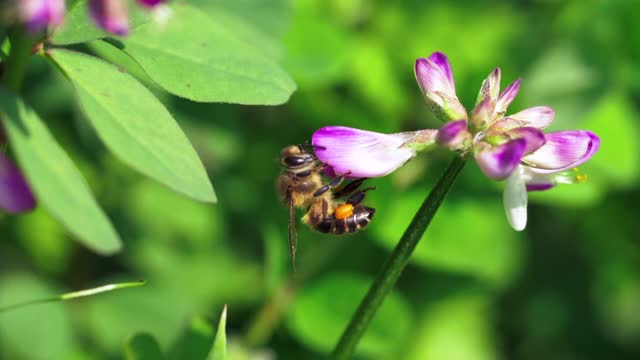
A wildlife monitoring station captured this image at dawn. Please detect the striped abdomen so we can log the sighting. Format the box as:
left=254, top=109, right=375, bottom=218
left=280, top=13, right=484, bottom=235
left=314, top=206, right=375, bottom=234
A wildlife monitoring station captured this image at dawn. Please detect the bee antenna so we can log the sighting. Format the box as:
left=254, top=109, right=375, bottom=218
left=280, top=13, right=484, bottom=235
left=298, top=141, right=326, bottom=152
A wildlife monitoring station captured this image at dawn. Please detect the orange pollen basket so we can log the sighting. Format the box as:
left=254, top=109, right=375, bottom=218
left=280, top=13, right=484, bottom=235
left=335, top=203, right=355, bottom=220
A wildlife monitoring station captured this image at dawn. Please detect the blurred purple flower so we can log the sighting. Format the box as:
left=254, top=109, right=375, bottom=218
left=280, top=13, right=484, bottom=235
left=137, top=0, right=165, bottom=8
left=18, top=0, right=65, bottom=32
left=0, top=151, right=36, bottom=214
left=89, top=0, right=129, bottom=36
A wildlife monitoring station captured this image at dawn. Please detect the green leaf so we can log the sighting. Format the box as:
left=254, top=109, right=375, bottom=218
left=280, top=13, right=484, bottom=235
left=283, top=15, right=351, bottom=89
left=49, top=49, right=216, bottom=203
left=191, top=0, right=291, bottom=38
left=287, top=273, right=412, bottom=357
left=373, top=195, right=522, bottom=286
left=125, top=333, right=165, bottom=360
left=581, top=92, right=640, bottom=188
left=0, top=89, right=121, bottom=254
left=50, top=0, right=150, bottom=45
left=119, top=3, right=296, bottom=105
left=208, top=305, right=227, bottom=360
left=84, top=282, right=192, bottom=351
left=0, top=273, right=75, bottom=360
left=407, top=292, right=498, bottom=360
left=189, top=6, right=283, bottom=61
left=168, top=317, right=214, bottom=360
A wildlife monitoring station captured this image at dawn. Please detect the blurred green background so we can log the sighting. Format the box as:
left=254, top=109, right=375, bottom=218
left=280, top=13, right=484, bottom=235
left=1, top=0, right=640, bottom=359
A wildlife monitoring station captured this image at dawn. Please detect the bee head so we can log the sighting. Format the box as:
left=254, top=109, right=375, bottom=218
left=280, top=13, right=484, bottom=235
left=281, top=145, right=316, bottom=169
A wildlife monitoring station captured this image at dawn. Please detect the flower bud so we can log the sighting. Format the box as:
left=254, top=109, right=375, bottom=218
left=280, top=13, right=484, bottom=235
left=414, top=52, right=467, bottom=122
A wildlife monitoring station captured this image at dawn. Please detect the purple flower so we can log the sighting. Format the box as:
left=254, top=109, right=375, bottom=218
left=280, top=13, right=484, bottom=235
left=0, top=152, right=36, bottom=214
left=310, top=51, right=601, bottom=232
left=137, top=0, right=165, bottom=8
left=415, top=52, right=467, bottom=122
left=312, top=126, right=437, bottom=178
left=89, top=0, right=129, bottom=36
left=18, top=0, right=66, bottom=32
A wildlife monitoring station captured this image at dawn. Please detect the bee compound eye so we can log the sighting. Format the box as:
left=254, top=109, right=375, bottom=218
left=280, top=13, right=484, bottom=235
left=284, top=156, right=306, bottom=167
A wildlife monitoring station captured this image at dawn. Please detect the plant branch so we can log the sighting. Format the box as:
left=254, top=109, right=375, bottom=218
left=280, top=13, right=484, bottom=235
left=331, top=156, right=466, bottom=359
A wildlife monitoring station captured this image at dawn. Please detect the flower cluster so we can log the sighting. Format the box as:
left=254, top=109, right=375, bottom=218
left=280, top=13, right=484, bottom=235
left=312, top=52, right=600, bottom=231
left=13, top=0, right=167, bottom=35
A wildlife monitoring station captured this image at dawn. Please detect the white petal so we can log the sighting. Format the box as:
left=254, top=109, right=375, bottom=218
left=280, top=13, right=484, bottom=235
left=503, top=165, right=528, bottom=231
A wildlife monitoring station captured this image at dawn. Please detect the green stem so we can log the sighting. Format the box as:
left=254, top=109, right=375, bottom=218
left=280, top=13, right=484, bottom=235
left=331, top=156, right=466, bottom=359
left=0, top=28, right=33, bottom=91
left=0, top=281, right=147, bottom=313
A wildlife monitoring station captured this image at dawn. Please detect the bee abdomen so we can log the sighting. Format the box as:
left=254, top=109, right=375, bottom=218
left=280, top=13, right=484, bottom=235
left=317, top=206, right=375, bottom=235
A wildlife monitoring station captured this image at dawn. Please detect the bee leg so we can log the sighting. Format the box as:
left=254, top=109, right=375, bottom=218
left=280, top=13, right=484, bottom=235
left=346, top=187, right=376, bottom=206
left=332, top=178, right=369, bottom=198
left=313, top=172, right=350, bottom=197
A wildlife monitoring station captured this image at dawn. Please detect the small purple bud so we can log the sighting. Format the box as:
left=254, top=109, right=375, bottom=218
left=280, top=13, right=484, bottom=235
left=470, top=96, right=495, bottom=132
left=436, top=119, right=470, bottom=150
left=415, top=52, right=467, bottom=122
left=89, top=0, right=129, bottom=36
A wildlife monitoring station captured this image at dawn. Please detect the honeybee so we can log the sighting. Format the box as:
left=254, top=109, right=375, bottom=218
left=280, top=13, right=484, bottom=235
left=278, top=144, right=376, bottom=270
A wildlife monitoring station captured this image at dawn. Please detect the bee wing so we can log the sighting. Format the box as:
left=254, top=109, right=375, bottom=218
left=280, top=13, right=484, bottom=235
left=287, top=188, right=297, bottom=272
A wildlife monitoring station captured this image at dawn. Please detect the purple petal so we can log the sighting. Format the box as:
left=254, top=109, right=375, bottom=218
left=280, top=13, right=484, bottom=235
left=137, top=0, right=164, bottom=7
left=507, top=127, right=546, bottom=154
left=89, top=0, right=130, bottom=36
left=495, top=78, right=521, bottom=114
left=526, top=183, right=555, bottom=192
left=428, top=52, right=454, bottom=88
left=415, top=53, right=456, bottom=100
left=470, top=96, right=495, bottom=131
left=0, top=152, right=36, bottom=214
left=475, top=138, right=527, bottom=180
left=19, top=0, right=66, bottom=32
left=489, top=117, right=527, bottom=132
left=436, top=119, right=469, bottom=149
left=509, top=106, right=555, bottom=129
left=477, top=67, right=501, bottom=103
left=312, top=126, right=417, bottom=178
left=522, top=130, right=600, bottom=172
left=520, top=166, right=557, bottom=191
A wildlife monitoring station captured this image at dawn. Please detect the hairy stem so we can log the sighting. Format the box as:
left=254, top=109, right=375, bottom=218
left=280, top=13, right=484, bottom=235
left=331, top=156, right=466, bottom=359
